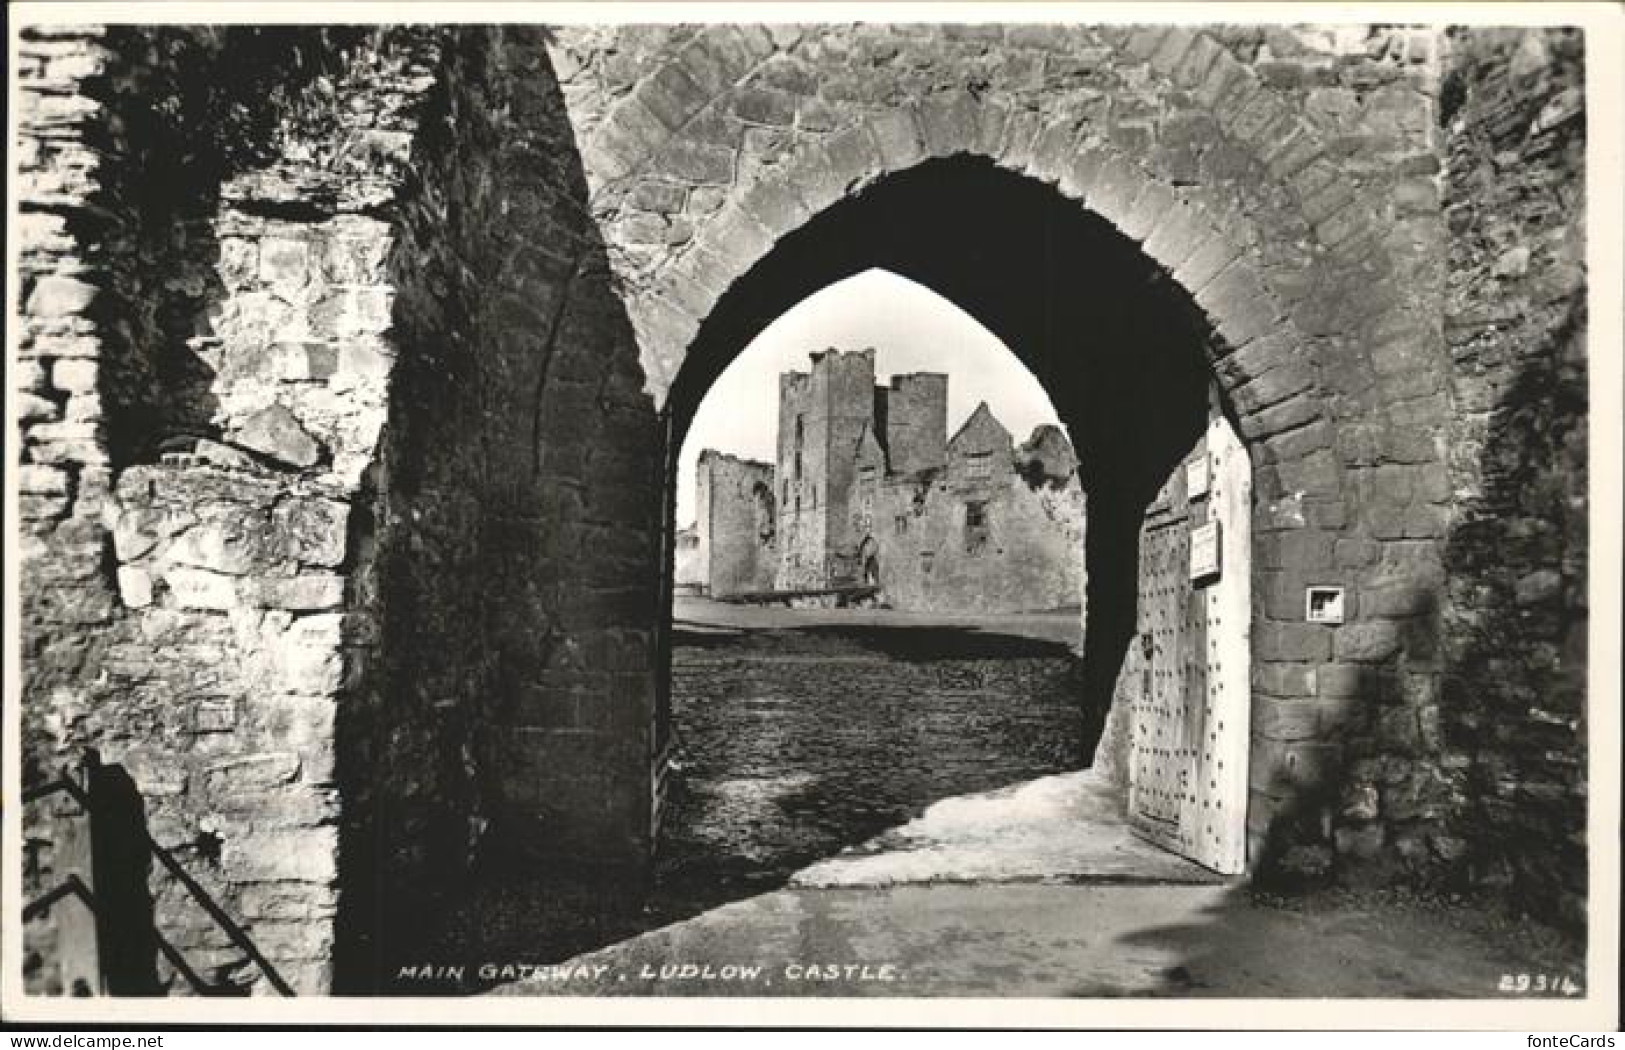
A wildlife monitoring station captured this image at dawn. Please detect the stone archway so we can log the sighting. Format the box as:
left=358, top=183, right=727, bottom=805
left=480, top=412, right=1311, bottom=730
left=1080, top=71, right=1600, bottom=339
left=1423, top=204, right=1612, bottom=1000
left=561, top=22, right=1455, bottom=875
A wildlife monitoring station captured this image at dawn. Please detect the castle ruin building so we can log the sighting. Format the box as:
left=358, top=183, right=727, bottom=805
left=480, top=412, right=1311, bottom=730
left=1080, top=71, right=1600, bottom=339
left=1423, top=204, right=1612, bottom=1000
left=693, top=348, right=1085, bottom=613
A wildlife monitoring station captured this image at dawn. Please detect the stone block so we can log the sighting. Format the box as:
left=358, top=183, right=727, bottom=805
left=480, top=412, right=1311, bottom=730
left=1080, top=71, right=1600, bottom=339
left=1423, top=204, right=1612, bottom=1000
left=27, top=420, right=106, bottom=465
left=1242, top=393, right=1323, bottom=443
left=168, top=519, right=264, bottom=576
left=1260, top=419, right=1332, bottom=463
left=865, top=108, right=925, bottom=171
left=656, top=139, right=735, bottom=185
left=223, top=827, right=337, bottom=883
left=119, top=751, right=189, bottom=798
left=1235, top=361, right=1315, bottom=413
left=1054, top=143, right=1108, bottom=202
left=239, top=882, right=337, bottom=922
left=1258, top=528, right=1336, bottom=572
left=1123, top=26, right=1170, bottom=61
left=18, top=464, right=69, bottom=496
left=232, top=402, right=319, bottom=468
left=275, top=615, right=344, bottom=695
left=1334, top=620, right=1403, bottom=663
left=1253, top=696, right=1357, bottom=742
left=1317, top=662, right=1368, bottom=699
left=1357, top=579, right=1428, bottom=618
left=252, top=575, right=346, bottom=611
left=26, top=274, right=97, bottom=317
left=1119, top=181, right=1175, bottom=241
left=917, top=91, right=980, bottom=157
left=1250, top=739, right=1336, bottom=793
left=1274, top=449, right=1340, bottom=496
left=1170, top=33, right=1224, bottom=89
left=701, top=204, right=774, bottom=266
left=50, top=357, right=97, bottom=394
left=1367, top=499, right=1445, bottom=539
left=652, top=270, right=716, bottom=321
left=1255, top=622, right=1333, bottom=662
left=117, top=566, right=153, bottom=609
left=1199, top=264, right=1279, bottom=348
left=163, top=567, right=240, bottom=610
left=585, top=97, right=666, bottom=181
left=16, top=358, right=50, bottom=392
left=1172, top=233, right=1241, bottom=294
left=1231, top=92, right=1288, bottom=147
left=271, top=498, right=348, bottom=568
left=1253, top=661, right=1318, bottom=699
left=206, top=752, right=302, bottom=793
left=1085, top=154, right=1144, bottom=228
left=1148, top=27, right=1198, bottom=76
left=732, top=84, right=797, bottom=128
left=1263, top=126, right=1324, bottom=181
left=637, top=61, right=710, bottom=130
left=258, top=237, right=310, bottom=291
left=1024, top=121, right=1080, bottom=184
left=629, top=180, right=688, bottom=214
left=1142, top=201, right=1209, bottom=271
left=822, top=122, right=883, bottom=186
left=681, top=26, right=765, bottom=96
left=63, top=392, right=101, bottom=422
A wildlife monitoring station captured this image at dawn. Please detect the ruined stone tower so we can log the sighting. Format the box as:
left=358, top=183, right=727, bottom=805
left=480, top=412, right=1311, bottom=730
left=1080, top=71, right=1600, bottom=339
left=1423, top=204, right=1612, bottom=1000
left=776, top=348, right=903, bottom=589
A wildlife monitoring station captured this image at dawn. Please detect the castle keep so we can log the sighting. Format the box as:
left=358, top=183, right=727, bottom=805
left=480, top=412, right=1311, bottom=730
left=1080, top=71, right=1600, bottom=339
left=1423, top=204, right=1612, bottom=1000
left=683, top=348, right=1085, bottom=614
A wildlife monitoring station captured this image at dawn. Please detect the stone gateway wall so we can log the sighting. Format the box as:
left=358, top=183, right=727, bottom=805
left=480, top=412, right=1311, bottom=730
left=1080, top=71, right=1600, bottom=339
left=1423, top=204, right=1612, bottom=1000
left=1438, top=28, right=1588, bottom=928
left=12, top=20, right=1594, bottom=994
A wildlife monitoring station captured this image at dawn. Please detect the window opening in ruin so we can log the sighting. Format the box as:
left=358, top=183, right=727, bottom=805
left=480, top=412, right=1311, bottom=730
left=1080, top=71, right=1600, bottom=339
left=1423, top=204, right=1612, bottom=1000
left=965, top=450, right=993, bottom=479
left=965, top=500, right=991, bottom=555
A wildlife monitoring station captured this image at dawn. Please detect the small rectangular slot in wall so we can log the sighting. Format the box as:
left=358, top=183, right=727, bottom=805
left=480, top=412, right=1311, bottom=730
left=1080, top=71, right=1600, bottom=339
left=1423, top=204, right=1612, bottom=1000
left=1306, top=585, right=1346, bottom=624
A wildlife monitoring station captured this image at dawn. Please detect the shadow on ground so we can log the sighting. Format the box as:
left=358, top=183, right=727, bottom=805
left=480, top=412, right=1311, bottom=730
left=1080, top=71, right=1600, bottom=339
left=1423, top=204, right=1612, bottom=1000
left=401, top=613, right=1092, bottom=995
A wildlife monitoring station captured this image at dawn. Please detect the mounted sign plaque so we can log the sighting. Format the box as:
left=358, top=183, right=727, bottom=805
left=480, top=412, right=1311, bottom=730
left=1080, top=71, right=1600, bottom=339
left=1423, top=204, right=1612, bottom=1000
left=1186, top=456, right=1210, bottom=500
left=1189, top=520, right=1221, bottom=582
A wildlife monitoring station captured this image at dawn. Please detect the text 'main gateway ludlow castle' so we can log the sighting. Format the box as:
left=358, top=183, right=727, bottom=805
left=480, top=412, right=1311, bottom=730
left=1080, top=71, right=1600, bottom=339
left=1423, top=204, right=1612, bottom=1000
left=676, top=348, right=1085, bottom=612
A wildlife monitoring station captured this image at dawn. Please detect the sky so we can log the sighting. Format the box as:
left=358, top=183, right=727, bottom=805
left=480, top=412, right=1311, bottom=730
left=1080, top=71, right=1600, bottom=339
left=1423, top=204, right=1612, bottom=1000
left=674, top=269, right=1067, bottom=528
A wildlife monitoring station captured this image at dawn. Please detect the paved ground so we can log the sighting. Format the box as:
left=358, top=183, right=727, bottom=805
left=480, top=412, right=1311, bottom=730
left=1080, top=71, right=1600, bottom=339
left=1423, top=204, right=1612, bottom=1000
left=491, top=759, right=1583, bottom=1000
left=793, top=769, right=1220, bottom=887
left=484, top=602, right=1585, bottom=1000
left=491, top=880, right=1583, bottom=998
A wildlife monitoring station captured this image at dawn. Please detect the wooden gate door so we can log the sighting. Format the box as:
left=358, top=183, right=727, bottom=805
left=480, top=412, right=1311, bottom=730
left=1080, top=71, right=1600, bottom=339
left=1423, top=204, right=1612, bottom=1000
left=1127, top=406, right=1251, bottom=874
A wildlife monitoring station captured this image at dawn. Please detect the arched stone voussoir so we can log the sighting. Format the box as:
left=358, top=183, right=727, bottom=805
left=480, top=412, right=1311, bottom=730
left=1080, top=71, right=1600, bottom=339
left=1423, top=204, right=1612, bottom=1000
left=791, top=122, right=890, bottom=219
left=628, top=293, right=700, bottom=402
left=916, top=89, right=989, bottom=160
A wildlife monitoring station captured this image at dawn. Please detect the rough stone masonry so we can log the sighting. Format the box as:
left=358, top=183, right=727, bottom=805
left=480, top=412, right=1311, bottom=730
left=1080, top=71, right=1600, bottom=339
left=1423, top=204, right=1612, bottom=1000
left=13, top=22, right=1588, bottom=993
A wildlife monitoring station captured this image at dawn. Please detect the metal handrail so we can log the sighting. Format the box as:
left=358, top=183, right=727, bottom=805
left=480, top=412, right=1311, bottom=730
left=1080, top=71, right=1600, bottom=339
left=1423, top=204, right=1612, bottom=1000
left=22, top=769, right=295, bottom=996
